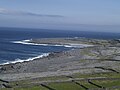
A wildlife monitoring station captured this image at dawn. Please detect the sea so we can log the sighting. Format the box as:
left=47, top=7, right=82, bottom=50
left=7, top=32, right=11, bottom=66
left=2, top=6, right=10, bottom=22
left=0, top=27, right=120, bottom=65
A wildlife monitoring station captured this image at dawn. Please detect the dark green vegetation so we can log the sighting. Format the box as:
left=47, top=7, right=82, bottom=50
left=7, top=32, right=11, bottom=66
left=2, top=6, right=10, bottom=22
left=1, top=72, right=120, bottom=90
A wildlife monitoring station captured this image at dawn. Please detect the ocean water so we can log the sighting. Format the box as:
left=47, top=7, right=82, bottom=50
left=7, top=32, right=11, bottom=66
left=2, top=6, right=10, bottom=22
left=0, top=27, right=120, bottom=64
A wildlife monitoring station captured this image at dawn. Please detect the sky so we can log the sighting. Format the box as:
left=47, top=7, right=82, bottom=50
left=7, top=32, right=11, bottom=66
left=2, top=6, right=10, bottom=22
left=0, top=0, right=120, bottom=32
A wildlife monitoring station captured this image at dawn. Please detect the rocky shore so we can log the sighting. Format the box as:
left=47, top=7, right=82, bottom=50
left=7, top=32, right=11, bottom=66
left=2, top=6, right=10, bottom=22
left=0, top=38, right=120, bottom=82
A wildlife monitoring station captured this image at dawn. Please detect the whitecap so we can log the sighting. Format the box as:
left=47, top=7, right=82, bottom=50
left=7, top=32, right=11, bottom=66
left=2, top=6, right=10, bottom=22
left=0, top=53, right=49, bottom=65
left=12, top=39, right=94, bottom=48
left=12, top=40, right=49, bottom=46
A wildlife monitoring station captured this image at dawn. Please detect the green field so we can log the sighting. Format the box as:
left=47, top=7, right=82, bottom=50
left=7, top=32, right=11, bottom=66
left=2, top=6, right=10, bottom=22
left=1, top=72, right=120, bottom=90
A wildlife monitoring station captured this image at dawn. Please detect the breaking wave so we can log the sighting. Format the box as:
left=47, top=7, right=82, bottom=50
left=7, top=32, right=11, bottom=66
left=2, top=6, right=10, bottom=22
left=0, top=53, right=49, bottom=65
left=12, top=39, right=94, bottom=48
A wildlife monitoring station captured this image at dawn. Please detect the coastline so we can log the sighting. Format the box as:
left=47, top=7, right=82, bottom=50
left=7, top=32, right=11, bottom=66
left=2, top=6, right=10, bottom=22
left=12, top=38, right=94, bottom=48
left=0, top=38, right=120, bottom=81
left=0, top=38, right=94, bottom=66
left=0, top=53, right=50, bottom=65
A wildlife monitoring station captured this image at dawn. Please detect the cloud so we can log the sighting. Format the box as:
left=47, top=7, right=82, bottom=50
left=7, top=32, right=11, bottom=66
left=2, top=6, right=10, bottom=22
left=0, top=8, right=64, bottom=18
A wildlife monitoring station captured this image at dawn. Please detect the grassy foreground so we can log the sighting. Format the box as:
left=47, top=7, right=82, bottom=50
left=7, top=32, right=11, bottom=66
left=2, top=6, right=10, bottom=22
left=1, top=72, right=120, bottom=90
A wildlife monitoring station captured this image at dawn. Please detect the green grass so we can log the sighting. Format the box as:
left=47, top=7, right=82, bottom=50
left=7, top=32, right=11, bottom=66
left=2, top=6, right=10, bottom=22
left=49, top=82, right=84, bottom=90
left=1, top=86, right=48, bottom=90
left=1, top=73, right=120, bottom=90
left=78, top=81, right=98, bottom=88
left=2, top=80, right=120, bottom=90
left=8, top=75, right=68, bottom=88
left=14, top=86, right=48, bottom=90
left=72, top=72, right=120, bottom=79
left=93, top=80, right=120, bottom=88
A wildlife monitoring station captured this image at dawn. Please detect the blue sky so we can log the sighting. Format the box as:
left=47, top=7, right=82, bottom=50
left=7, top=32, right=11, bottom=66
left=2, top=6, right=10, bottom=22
left=0, top=0, right=120, bottom=32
